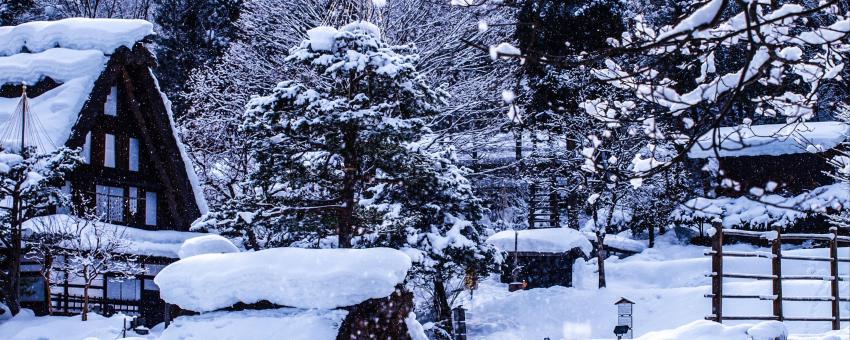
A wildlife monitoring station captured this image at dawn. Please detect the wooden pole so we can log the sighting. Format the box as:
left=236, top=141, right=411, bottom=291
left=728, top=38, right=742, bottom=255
left=711, top=222, right=723, bottom=322
left=771, top=226, right=783, bottom=321
left=829, top=227, right=840, bottom=330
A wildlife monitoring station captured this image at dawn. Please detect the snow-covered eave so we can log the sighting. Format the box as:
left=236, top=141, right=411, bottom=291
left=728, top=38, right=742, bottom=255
left=688, top=122, right=850, bottom=159
left=149, top=70, right=210, bottom=215
left=21, top=214, right=206, bottom=258
left=487, top=228, right=593, bottom=256
left=673, top=183, right=850, bottom=229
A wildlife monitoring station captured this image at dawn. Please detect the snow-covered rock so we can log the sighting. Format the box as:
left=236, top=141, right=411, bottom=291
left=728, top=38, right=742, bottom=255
left=177, top=234, right=239, bottom=259
left=154, top=247, right=412, bottom=312
left=159, top=308, right=347, bottom=340
left=486, top=228, right=593, bottom=256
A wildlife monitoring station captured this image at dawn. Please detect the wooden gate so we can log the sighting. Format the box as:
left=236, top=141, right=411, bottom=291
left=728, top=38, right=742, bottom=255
left=706, top=224, right=849, bottom=329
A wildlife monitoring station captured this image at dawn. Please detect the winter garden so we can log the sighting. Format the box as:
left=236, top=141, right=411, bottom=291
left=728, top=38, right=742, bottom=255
left=0, top=0, right=848, bottom=339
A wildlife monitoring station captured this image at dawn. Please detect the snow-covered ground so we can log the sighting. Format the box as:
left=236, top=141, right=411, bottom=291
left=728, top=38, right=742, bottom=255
left=0, top=233, right=846, bottom=339
left=465, top=233, right=849, bottom=339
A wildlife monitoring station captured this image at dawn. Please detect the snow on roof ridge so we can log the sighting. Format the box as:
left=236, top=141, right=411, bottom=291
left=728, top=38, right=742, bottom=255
left=688, top=121, right=850, bottom=158
left=0, top=18, right=154, bottom=56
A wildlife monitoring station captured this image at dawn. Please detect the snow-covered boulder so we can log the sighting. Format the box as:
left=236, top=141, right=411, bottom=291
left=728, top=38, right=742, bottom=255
left=486, top=228, right=593, bottom=256
left=177, top=234, right=239, bottom=259
left=154, top=247, right=411, bottom=312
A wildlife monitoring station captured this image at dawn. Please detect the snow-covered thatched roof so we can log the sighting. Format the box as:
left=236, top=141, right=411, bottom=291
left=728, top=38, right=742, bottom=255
left=0, top=18, right=154, bottom=153
left=688, top=122, right=850, bottom=159
left=487, top=228, right=593, bottom=255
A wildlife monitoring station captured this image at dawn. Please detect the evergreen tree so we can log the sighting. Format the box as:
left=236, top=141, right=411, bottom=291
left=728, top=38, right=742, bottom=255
left=0, top=0, right=38, bottom=25
left=152, top=0, right=241, bottom=117
left=195, top=22, right=497, bottom=335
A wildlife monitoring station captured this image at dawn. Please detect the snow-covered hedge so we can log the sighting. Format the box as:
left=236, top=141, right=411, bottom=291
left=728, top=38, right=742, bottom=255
left=154, top=247, right=411, bottom=312
left=486, top=228, right=592, bottom=256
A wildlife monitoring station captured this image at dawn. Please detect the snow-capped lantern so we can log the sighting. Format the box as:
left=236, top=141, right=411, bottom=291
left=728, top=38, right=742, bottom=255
left=614, top=297, right=635, bottom=339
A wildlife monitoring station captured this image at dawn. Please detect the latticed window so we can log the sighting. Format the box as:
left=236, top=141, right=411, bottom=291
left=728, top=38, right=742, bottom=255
left=96, top=185, right=124, bottom=223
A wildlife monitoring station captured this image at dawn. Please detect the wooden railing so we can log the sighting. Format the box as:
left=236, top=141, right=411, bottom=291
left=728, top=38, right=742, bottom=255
left=705, top=224, right=849, bottom=330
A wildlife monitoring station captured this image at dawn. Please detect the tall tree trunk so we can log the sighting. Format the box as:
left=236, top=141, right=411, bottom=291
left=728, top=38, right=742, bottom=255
left=648, top=222, right=655, bottom=248
left=42, top=254, right=53, bottom=315
left=433, top=276, right=453, bottom=336
left=596, top=231, right=607, bottom=288
left=337, top=126, right=358, bottom=248
left=6, top=199, right=22, bottom=315
left=82, top=283, right=89, bottom=321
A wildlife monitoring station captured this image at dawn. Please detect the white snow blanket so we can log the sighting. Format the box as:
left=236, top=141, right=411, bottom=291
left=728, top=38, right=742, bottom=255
left=0, top=309, right=131, bottom=340
left=177, top=234, right=239, bottom=259
left=159, top=308, right=347, bottom=340
left=22, top=214, right=206, bottom=258
left=487, top=228, right=592, bottom=256
left=0, top=18, right=153, bottom=153
left=689, top=122, right=850, bottom=158
left=154, top=247, right=412, bottom=312
left=675, top=183, right=850, bottom=228
left=0, top=18, right=153, bottom=56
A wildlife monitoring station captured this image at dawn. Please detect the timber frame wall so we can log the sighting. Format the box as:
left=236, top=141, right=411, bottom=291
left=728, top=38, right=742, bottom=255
left=706, top=224, right=850, bottom=329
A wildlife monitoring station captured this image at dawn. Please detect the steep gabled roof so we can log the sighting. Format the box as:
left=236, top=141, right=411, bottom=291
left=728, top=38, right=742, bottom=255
left=0, top=18, right=208, bottom=222
left=0, top=18, right=154, bottom=152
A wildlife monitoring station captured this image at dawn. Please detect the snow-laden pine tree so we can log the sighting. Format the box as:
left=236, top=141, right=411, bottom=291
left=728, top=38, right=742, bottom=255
left=195, top=22, right=497, bottom=333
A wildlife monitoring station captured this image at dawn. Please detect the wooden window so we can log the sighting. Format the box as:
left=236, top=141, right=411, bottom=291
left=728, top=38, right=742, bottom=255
left=104, top=133, right=116, bottom=168
left=107, top=278, right=140, bottom=301
left=82, top=132, right=91, bottom=164
left=145, top=191, right=157, bottom=226
left=129, top=137, right=140, bottom=171
left=104, top=86, right=118, bottom=116
left=96, top=185, right=124, bottom=223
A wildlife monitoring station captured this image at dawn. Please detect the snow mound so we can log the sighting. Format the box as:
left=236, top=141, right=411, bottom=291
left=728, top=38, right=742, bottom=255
left=307, top=26, right=338, bottom=51
left=178, top=234, right=239, bottom=259
left=0, top=18, right=153, bottom=56
left=689, top=122, right=850, bottom=158
left=159, top=308, right=347, bottom=340
left=154, top=247, right=412, bottom=312
left=340, top=21, right=381, bottom=39
left=487, top=228, right=592, bottom=255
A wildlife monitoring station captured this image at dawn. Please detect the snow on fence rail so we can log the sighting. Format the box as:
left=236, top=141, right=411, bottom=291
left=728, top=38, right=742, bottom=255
left=705, top=224, right=849, bottom=330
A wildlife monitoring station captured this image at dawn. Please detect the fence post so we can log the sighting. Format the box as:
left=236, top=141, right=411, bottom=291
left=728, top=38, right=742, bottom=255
left=829, top=227, right=840, bottom=330
left=711, top=222, right=723, bottom=323
left=771, top=226, right=783, bottom=321
left=452, top=306, right=467, bottom=340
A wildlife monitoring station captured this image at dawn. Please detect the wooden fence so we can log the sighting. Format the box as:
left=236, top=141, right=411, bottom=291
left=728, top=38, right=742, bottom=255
left=705, top=224, right=849, bottom=330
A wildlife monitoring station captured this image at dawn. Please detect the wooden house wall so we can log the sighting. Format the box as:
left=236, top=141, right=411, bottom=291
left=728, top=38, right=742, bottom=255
left=499, top=251, right=579, bottom=289
left=60, top=43, right=201, bottom=231
left=712, top=152, right=835, bottom=197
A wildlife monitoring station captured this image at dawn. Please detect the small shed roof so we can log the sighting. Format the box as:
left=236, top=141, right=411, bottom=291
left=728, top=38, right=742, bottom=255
left=615, top=297, right=635, bottom=305
left=486, top=228, right=593, bottom=256
left=688, top=122, right=849, bottom=159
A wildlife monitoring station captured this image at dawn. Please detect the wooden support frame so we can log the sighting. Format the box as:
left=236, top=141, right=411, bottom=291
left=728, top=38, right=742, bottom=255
left=707, top=226, right=847, bottom=330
